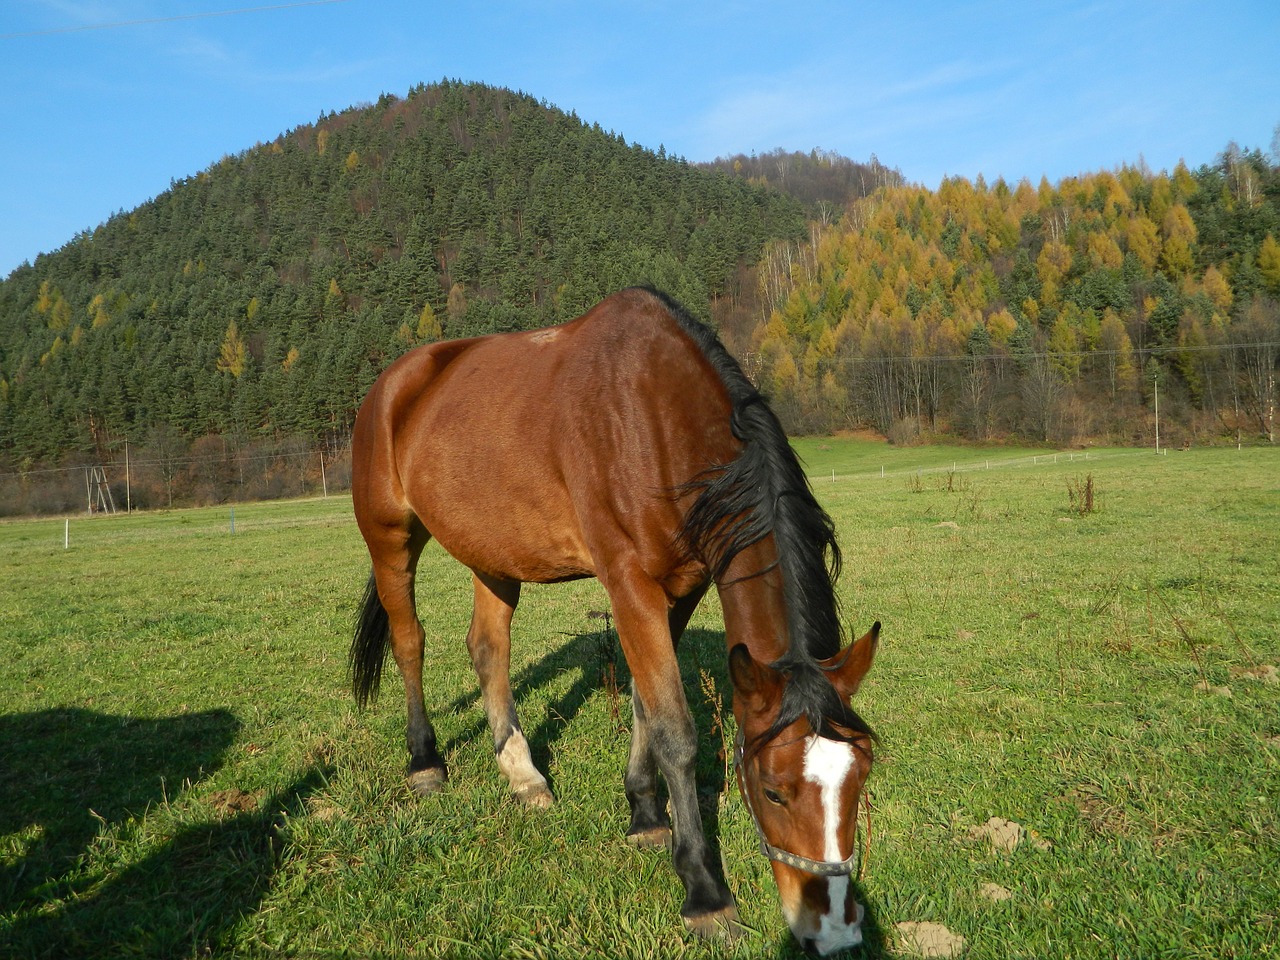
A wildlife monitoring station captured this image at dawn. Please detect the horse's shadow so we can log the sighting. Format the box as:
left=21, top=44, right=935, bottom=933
left=440, top=623, right=732, bottom=801
left=0, top=707, right=325, bottom=959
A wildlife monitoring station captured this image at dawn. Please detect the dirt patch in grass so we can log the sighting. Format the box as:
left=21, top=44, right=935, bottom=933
left=978, top=882, right=1012, bottom=903
left=895, top=921, right=967, bottom=957
left=1193, top=680, right=1233, bottom=697
left=1230, top=664, right=1278, bottom=684
left=967, top=816, right=1052, bottom=852
left=207, top=787, right=261, bottom=815
left=1068, top=785, right=1132, bottom=835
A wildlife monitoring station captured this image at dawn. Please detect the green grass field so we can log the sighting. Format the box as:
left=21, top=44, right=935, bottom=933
left=2, top=441, right=1277, bottom=959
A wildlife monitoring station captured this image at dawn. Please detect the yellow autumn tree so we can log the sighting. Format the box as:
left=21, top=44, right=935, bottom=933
left=49, top=296, right=72, bottom=333
left=1160, top=204, right=1197, bottom=277
left=88, top=293, right=110, bottom=328
left=35, top=280, right=58, bottom=316
left=1198, top=265, right=1233, bottom=314
left=1259, top=234, right=1280, bottom=293
left=37, top=281, right=71, bottom=331
left=217, top=320, right=247, bottom=377
left=770, top=347, right=800, bottom=398
left=323, top=277, right=346, bottom=318
left=1048, top=311, right=1082, bottom=382
left=1087, top=230, right=1124, bottom=270
left=1037, top=241, right=1073, bottom=300
left=986, top=307, right=1018, bottom=344
left=416, top=303, right=442, bottom=341
left=1125, top=215, right=1161, bottom=271
left=1098, top=310, right=1137, bottom=398
left=41, top=335, right=66, bottom=364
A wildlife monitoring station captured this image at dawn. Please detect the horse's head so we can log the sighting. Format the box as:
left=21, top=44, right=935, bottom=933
left=728, top=622, right=879, bottom=956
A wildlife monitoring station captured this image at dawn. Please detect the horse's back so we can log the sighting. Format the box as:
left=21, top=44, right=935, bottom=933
left=352, top=289, right=738, bottom=588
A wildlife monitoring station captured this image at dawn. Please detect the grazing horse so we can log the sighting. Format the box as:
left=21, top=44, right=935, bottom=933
left=349, top=287, right=879, bottom=954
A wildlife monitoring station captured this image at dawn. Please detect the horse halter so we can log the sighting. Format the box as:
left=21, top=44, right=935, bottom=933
left=733, top=729, right=861, bottom=877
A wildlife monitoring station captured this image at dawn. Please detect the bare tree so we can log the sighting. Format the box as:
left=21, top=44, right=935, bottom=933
left=1236, top=297, right=1280, bottom=441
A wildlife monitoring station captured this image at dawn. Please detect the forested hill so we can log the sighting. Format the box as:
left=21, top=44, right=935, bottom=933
left=3, top=76, right=1276, bottom=516
left=749, top=150, right=1280, bottom=444
left=0, top=80, right=816, bottom=470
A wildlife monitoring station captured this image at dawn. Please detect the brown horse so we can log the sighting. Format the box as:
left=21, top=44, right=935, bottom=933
left=349, top=287, right=879, bottom=954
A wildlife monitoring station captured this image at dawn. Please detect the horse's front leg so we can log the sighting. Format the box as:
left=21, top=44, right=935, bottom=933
left=624, top=585, right=709, bottom=848
left=610, top=571, right=737, bottom=936
left=624, top=684, right=670, bottom=846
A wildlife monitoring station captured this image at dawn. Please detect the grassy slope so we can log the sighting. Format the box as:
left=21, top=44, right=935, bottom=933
left=2, top=443, right=1277, bottom=958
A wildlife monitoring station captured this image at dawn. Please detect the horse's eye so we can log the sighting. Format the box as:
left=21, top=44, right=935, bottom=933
left=763, top=788, right=784, bottom=806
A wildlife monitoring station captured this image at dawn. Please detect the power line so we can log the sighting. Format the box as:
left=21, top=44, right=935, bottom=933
left=0, top=1, right=350, bottom=40
left=795, top=340, right=1280, bottom=369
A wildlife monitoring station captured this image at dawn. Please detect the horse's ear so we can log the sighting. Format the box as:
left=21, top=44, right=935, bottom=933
left=729, top=643, right=781, bottom=710
left=825, top=621, right=879, bottom=698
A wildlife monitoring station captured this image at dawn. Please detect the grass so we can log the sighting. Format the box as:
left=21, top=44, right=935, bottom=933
left=2, top=443, right=1278, bottom=958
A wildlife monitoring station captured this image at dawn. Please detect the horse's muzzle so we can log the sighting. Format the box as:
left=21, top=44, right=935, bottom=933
left=792, top=897, right=864, bottom=956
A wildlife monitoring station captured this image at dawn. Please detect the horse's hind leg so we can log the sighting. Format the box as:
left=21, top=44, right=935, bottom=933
left=466, top=572, right=553, bottom=808
left=369, top=522, right=448, bottom=795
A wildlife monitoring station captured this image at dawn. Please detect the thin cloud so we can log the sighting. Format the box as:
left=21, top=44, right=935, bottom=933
left=166, top=32, right=382, bottom=88
left=691, top=57, right=1010, bottom=164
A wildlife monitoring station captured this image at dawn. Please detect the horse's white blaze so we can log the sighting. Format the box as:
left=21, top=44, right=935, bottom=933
left=802, top=735, right=862, bottom=955
left=802, top=734, right=855, bottom=860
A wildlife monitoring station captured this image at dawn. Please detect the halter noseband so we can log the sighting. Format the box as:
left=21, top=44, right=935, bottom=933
left=733, top=729, right=861, bottom=877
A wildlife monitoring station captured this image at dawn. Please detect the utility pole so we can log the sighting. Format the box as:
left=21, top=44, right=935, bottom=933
left=1269, top=374, right=1276, bottom=444
left=1154, top=372, right=1160, bottom=454
left=125, top=438, right=132, bottom=513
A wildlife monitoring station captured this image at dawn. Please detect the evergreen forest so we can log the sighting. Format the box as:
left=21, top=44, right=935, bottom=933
left=1, top=80, right=1277, bottom=514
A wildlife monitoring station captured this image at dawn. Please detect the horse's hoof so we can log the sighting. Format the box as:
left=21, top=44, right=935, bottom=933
left=626, top=825, right=672, bottom=849
left=514, top=783, right=554, bottom=808
left=407, top=768, right=447, bottom=796
left=683, top=905, right=744, bottom=941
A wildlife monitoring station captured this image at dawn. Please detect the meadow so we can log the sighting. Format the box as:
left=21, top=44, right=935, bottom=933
left=2, top=440, right=1277, bottom=959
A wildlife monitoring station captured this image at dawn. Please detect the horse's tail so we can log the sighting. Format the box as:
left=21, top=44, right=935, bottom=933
left=350, top=571, right=389, bottom=709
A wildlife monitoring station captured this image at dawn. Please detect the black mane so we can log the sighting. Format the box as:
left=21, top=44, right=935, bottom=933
left=647, top=288, right=875, bottom=747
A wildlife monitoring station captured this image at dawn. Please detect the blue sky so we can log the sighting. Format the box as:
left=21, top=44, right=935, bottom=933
left=2, top=0, right=1278, bottom=277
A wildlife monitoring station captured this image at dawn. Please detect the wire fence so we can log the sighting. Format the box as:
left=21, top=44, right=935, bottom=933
left=809, top=447, right=1140, bottom=485
left=0, top=442, right=352, bottom=518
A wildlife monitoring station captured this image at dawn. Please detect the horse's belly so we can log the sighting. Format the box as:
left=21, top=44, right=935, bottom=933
left=434, top=517, right=595, bottom=583
left=408, top=470, right=595, bottom=584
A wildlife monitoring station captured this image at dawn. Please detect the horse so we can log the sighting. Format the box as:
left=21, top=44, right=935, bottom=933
left=348, top=287, right=879, bottom=954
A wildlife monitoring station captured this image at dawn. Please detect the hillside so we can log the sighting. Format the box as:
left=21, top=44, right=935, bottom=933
left=750, top=149, right=1280, bottom=444
left=0, top=80, right=808, bottom=479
